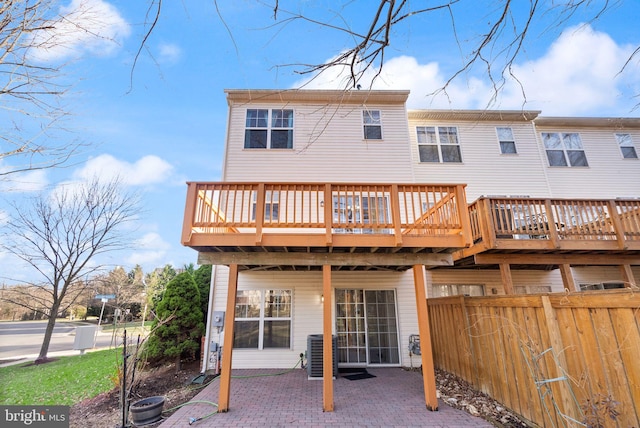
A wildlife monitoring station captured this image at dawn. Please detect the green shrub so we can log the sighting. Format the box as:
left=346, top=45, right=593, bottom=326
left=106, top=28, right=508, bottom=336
left=145, top=272, right=204, bottom=370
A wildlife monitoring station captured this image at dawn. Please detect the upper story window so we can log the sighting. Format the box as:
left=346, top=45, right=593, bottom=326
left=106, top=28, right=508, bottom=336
left=244, top=109, right=293, bottom=149
left=417, top=126, right=462, bottom=163
left=363, top=110, right=382, bottom=140
left=497, top=127, right=517, bottom=154
left=615, top=133, right=638, bottom=159
left=541, top=132, right=588, bottom=167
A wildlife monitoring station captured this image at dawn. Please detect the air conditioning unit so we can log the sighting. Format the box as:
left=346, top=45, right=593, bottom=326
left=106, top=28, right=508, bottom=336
left=306, top=334, right=338, bottom=379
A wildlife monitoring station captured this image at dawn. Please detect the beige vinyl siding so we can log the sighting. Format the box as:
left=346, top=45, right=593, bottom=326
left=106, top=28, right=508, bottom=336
left=408, top=119, right=551, bottom=202
left=426, top=269, right=564, bottom=295
left=535, top=126, right=640, bottom=199
left=208, top=267, right=420, bottom=369
left=224, top=102, right=414, bottom=183
left=571, top=266, right=639, bottom=288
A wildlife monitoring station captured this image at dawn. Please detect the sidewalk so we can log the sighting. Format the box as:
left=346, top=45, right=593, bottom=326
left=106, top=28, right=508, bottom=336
left=0, top=324, right=119, bottom=368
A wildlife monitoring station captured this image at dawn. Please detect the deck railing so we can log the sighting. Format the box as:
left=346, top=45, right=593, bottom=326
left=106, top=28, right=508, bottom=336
left=470, top=196, right=640, bottom=247
left=182, top=182, right=471, bottom=247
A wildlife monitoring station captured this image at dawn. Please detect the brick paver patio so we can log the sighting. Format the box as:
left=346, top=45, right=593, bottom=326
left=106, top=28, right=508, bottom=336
left=158, top=368, right=495, bottom=427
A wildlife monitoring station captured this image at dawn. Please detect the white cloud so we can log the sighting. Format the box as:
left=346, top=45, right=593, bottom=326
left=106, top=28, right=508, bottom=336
left=499, top=24, right=639, bottom=115
left=294, top=24, right=639, bottom=116
left=29, top=0, right=130, bottom=62
left=158, top=43, right=182, bottom=64
left=0, top=165, right=49, bottom=193
left=126, top=232, right=172, bottom=266
left=73, top=154, right=174, bottom=186
left=0, top=210, right=8, bottom=226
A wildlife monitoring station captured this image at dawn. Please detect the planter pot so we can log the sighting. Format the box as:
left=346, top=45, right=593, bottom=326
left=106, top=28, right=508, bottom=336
left=130, top=396, right=165, bottom=426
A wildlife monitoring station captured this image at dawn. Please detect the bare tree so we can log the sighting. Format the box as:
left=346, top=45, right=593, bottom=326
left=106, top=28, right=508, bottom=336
left=0, top=178, right=140, bottom=363
left=133, top=1, right=637, bottom=104
left=0, top=0, right=122, bottom=180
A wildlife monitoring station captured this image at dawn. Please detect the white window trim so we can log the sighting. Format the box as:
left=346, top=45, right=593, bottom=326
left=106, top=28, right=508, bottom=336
left=244, top=108, right=294, bottom=149
left=416, top=126, right=463, bottom=163
left=615, top=133, right=638, bottom=159
left=496, top=127, right=518, bottom=155
left=234, top=289, right=292, bottom=350
left=362, top=109, right=383, bottom=140
left=541, top=132, right=589, bottom=167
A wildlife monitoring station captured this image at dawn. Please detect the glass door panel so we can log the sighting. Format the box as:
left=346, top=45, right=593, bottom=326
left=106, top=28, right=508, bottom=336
left=365, top=290, right=400, bottom=364
left=336, top=289, right=400, bottom=366
left=335, top=289, right=366, bottom=365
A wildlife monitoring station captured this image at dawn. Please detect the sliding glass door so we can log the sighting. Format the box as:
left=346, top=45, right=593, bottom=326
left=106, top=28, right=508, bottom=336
left=335, top=289, right=400, bottom=366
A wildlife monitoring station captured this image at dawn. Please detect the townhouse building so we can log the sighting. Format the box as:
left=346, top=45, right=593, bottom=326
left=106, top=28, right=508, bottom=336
left=181, top=89, right=639, bottom=411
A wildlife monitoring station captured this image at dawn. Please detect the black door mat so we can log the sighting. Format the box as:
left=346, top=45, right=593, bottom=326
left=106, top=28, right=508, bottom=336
left=343, top=372, right=376, bottom=381
left=338, top=367, right=367, bottom=374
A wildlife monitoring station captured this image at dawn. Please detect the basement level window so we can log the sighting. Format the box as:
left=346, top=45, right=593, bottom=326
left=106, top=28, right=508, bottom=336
left=579, top=282, right=625, bottom=291
left=431, top=284, right=484, bottom=297
left=514, top=285, right=552, bottom=294
left=234, top=289, right=292, bottom=349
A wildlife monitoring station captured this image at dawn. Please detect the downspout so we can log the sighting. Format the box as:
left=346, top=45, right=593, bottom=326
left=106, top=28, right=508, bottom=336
left=200, top=265, right=218, bottom=374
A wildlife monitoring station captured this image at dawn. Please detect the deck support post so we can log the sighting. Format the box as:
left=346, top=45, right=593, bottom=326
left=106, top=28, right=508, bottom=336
left=620, top=264, right=637, bottom=288
left=499, top=263, right=514, bottom=294
left=218, top=264, right=239, bottom=413
left=322, top=264, right=334, bottom=412
left=559, top=264, right=578, bottom=292
left=412, top=265, right=439, bottom=411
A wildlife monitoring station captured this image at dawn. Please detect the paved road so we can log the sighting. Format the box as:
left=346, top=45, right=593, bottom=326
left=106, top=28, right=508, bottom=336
left=0, top=320, right=125, bottom=360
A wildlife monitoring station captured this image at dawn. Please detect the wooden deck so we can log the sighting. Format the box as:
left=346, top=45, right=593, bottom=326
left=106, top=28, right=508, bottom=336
left=181, top=182, right=472, bottom=270
left=181, top=184, right=640, bottom=271
left=453, top=197, right=640, bottom=269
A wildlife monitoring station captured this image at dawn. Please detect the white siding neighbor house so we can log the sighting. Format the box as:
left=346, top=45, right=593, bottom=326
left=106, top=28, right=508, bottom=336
left=181, top=89, right=640, bottom=412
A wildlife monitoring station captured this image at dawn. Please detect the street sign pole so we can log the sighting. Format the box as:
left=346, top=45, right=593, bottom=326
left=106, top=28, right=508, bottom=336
left=93, top=297, right=109, bottom=348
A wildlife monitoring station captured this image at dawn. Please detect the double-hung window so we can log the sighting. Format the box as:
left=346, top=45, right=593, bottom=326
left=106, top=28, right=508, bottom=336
left=234, top=289, right=292, bottom=349
left=363, top=110, right=382, bottom=140
left=542, top=132, right=588, bottom=167
left=244, top=109, right=293, bottom=149
left=615, top=133, right=638, bottom=159
left=417, top=126, right=462, bottom=163
left=497, top=127, right=517, bottom=154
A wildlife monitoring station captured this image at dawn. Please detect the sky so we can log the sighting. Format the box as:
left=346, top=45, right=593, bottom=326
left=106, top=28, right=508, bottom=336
left=1, top=0, right=639, bottom=284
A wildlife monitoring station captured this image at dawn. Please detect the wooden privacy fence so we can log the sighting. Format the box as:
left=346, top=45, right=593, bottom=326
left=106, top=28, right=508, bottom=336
left=428, top=290, right=640, bottom=427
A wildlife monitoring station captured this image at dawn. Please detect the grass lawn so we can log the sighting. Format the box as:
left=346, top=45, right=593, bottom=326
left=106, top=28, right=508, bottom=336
left=0, top=348, right=121, bottom=405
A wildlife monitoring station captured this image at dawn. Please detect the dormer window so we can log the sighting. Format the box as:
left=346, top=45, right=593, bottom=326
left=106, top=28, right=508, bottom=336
left=245, top=109, right=293, bottom=149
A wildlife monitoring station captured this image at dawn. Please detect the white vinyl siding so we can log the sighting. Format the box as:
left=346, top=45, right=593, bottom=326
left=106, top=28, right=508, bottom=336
left=409, top=118, right=550, bottom=201
left=208, top=268, right=420, bottom=369
left=536, top=127, right=640, bottom=198
left=225, top=102, right=413, bottom=182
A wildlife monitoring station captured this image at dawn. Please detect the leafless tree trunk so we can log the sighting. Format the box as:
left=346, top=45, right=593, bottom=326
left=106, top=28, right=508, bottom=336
left=1, top=178, right=140, bottom=363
